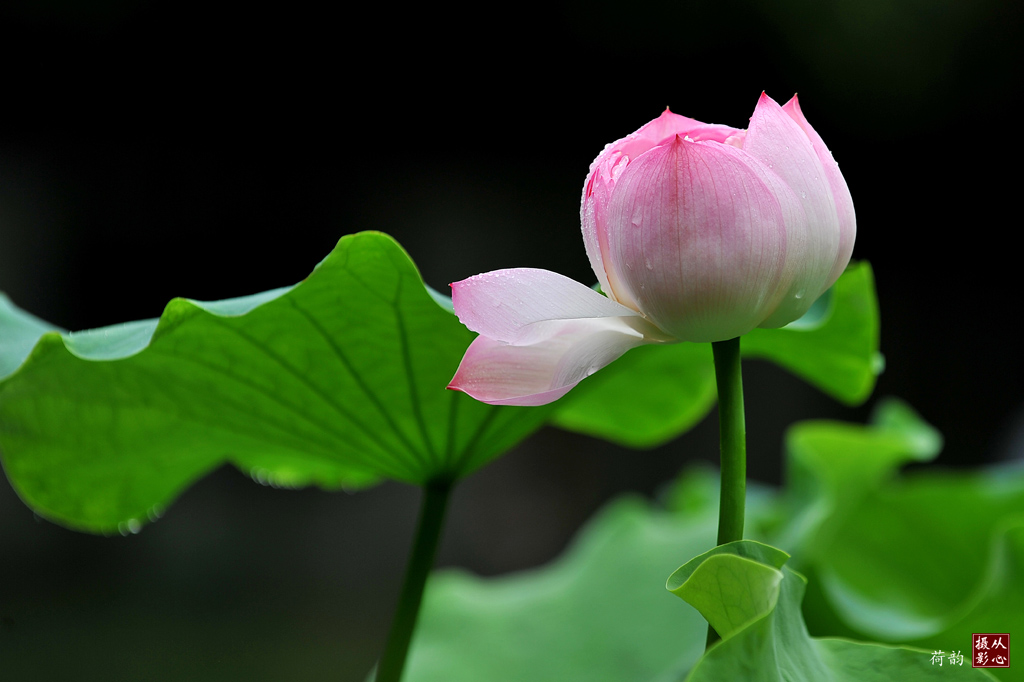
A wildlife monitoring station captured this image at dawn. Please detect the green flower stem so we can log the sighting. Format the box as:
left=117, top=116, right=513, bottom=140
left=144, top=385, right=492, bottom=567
left=376, top=478, right=454, bottom=682
left=706, top=336, right=747, bottom=648
left=712, top=336, right=746, bottom=545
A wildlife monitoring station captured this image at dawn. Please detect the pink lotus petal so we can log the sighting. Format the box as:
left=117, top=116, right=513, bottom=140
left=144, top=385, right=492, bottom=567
left=451, top=268, right=642, bottom=344
left=782, top=95, right=856, bottom=287
left=583, top=151, right=642, bottom=312
left=448, top=316, right=660, bottom=406
left=581, top=109, right=744, bottom=311
left=615, top=109, right=742, bottom=159
left=744, top=92, right=842, bottom=327
left=603, top=135, right=790, bottom=342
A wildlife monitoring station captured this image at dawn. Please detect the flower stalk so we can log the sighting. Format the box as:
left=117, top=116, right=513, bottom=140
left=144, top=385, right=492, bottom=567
left=712, top=337, right=746, bottom=547
left=376, top=478, right=453, bottom=682
left=706, top=336, right=747, bottom=648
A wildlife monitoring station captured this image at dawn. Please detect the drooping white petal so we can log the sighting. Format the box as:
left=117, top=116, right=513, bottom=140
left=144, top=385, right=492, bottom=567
left=448, top=267, right=670, bottom=405
left=448, top=315, right=660, bottom=406
left=451, top=268, right=644, bottom=343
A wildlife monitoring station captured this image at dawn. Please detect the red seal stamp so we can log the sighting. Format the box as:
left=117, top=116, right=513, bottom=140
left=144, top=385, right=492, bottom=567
left=972, top=634, right=1010, bottom=668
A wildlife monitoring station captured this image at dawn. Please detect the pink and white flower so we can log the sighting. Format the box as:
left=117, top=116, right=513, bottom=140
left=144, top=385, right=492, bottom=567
left=449, top=93, right=856, bottom=406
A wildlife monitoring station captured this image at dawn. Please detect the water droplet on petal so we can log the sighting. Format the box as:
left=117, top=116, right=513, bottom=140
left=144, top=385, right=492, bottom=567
left=644, top=259, right=653, bottom=270
left=795, top=289, right=805, bottom=300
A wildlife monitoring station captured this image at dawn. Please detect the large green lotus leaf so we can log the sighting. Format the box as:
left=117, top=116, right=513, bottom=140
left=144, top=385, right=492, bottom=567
left=403, top=491, right=720, bottom=682
left=672, top=541, right=996, bottom=682
left=550, top=262, right=880, bottom=448
left=0, top=232, right=551, bottom=533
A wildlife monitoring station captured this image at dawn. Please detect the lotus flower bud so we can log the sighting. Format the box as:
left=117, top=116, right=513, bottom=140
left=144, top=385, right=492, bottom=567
left=449, top=93, right=855, bottom=405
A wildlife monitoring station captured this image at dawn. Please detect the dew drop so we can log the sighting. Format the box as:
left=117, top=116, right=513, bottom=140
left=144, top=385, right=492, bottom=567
left=127, top=518, right=142, bottom=534
left=795, top=289, right=805, bottom=300
left=644, top=258, right=653, bottom=270
left=801, top=191, right=807, bottom=199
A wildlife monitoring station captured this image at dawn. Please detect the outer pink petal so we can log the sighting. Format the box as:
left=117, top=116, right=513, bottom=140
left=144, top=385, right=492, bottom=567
left=582, top=149, right=642, bottom=311
left=782, top=95, right=856, bottom=287
left=448, top=316, right=657, bottom=406
left=451, top=268, right=643, bottom=343
left=614, top=109, right=741, bottom=160
left=582, top=109, right=744, bottom=311
left=744, top=92, right=842, bottom=327
left=603, top=135, right=790, bottom=342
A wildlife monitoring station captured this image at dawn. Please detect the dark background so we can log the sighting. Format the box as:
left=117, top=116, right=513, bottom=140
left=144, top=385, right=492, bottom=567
left=1, top=1, right=1021, bottom=680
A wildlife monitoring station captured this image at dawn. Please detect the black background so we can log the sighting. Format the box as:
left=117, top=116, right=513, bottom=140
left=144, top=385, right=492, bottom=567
left=1, top=1, right=1022, bottom=679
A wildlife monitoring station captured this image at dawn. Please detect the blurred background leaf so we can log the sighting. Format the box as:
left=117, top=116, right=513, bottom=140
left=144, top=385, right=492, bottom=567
left=759, top=401, right=1024, bottom=681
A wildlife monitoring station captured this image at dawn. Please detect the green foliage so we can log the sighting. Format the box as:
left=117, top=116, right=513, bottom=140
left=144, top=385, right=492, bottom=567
left=773, top=402, right=1024, bottom=680
left=0, top=292, right=64, bottom=378
left=0, top=235, right=881, bottom=534
left=552, top=262, right=881, bottom=447
left=0, top=232, right=552, bottom=532
left=404, top=495, right=717, bottom=682
left=675, top=541, right=995, bottom=681
left=666, top=540, right=789, bottom=639
left=769, top=399, right=943, bottom=561
left=551, top=341, right=717, bottom=449
left=406, top=402, right=1017, bottom=681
